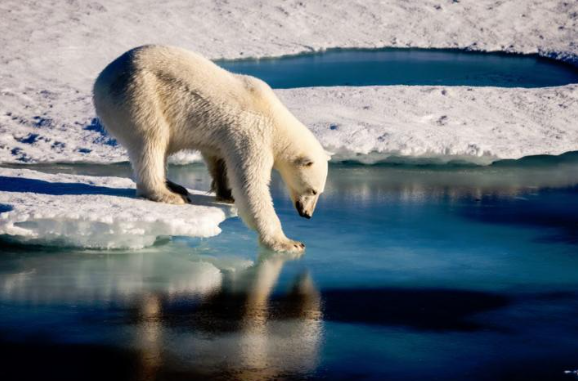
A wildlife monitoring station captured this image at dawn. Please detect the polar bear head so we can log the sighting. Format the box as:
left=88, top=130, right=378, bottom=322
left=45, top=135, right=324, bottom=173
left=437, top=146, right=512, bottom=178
left=278, top=151, right=330, bottom=219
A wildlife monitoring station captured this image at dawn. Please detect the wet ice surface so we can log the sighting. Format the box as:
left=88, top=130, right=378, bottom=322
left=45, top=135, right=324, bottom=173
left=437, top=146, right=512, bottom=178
left=1, top=157, right=578, bottom=380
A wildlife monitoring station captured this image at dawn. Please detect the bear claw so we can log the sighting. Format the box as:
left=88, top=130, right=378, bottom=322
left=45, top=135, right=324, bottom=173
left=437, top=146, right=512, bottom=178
left=166, top=180, right=189, bottom=197
left=263, top=238, right=306, bottom=253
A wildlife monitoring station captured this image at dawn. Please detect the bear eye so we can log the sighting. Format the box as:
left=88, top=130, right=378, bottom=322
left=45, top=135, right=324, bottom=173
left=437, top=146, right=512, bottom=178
left=311, top=189, right=318, bottom=195
left=296, top=157, right=314, bottom=167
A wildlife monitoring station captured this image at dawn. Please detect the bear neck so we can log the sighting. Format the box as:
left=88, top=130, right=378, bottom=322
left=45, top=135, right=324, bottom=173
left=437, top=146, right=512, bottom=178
left=271, top=119, right=319, bottom=170
left=267, top=100, right=321, bottom=170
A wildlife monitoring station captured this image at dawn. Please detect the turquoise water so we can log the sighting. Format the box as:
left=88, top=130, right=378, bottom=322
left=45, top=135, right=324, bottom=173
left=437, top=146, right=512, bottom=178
left=1, top=155, right=578, bottom=380
left=217, top=48, right=578, bottom=88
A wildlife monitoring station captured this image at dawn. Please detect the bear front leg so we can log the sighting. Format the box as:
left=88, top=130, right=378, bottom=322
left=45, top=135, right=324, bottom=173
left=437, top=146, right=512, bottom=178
left=224, top=148, right=305, bottom=253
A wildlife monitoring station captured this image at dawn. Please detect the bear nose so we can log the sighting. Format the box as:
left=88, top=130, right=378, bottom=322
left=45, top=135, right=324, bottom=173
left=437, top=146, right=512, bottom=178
left=296, top=201, right=311, bottom=219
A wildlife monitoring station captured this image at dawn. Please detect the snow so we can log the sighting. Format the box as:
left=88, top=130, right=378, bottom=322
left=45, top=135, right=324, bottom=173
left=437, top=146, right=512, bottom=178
left=0, top=168, right=235, bottom=249
left=278, top=85, right=578, bottom=164
left=0, top=0, right=577, bottom=165
left=3, top=84, right=577, bottom=165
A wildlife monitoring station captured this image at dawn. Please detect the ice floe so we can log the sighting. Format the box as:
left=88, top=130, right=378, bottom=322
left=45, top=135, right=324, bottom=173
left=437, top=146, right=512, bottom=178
left=0, top=168, right=235, bottom=249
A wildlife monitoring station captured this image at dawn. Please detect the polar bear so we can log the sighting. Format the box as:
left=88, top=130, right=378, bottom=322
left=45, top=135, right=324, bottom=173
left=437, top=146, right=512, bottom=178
left=93, top=45, right=329, bottom=252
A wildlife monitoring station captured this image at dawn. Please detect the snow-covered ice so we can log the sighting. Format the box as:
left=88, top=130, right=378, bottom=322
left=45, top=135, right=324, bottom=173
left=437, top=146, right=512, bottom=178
left=0, top=0, right=577, bottom=164
left=3, top=84, right=577, bottom=165
left=0, top=168, right=235, bottom=249
left=279, top=85, right=578, bottom=164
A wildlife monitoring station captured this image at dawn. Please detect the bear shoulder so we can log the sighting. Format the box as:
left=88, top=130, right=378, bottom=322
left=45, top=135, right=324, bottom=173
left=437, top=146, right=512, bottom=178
left=235, top=75, right=284, bottom=116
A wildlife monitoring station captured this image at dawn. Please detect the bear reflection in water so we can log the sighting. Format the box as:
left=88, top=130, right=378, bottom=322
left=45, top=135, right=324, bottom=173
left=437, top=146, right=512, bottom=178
left=0, top=249, right=322, bottom=381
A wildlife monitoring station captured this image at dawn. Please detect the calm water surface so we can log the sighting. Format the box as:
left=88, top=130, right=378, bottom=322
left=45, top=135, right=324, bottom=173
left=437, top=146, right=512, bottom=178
left=2, top=155, right=578, bottom=380
left=217, top=48, right=578, bottom=88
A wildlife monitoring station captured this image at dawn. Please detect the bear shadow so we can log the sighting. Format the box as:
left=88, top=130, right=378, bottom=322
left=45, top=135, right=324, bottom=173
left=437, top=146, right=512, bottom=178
left=0, top=176, right=135, bottom=198
left=0, top=176, right=221, bottom=208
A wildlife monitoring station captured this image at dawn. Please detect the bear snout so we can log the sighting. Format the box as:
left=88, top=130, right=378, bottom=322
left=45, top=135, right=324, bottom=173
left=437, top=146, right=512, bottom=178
left=295, top=201, right=312, bottom=219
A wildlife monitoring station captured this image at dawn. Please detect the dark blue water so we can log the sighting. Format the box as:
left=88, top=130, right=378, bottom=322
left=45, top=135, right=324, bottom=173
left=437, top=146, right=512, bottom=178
left=217, top=48, right=578, bottom=88
left=1, top=156, right=578, bottom=381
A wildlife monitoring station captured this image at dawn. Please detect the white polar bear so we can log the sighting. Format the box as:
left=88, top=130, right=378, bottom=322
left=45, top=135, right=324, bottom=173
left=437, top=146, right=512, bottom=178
left=93, top=45, right=329, bottom=252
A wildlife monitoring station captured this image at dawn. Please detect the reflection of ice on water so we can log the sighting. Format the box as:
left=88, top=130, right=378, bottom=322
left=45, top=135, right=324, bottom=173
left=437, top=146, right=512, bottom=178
left=178, top=252, right=322, bottom=380
left=0, top=250, right=227, bottom=302
left=310, top=158, right=578, bottom=205
left=0, top=249, right=322, bottom=380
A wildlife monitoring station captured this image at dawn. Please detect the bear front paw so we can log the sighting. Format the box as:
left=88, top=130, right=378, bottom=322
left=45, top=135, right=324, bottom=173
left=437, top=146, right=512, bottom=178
left=262, top=237, right=306, bottom=253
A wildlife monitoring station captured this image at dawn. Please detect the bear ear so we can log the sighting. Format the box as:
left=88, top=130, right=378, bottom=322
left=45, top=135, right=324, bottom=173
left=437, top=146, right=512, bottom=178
left=295, top=156, right=314, bottom=167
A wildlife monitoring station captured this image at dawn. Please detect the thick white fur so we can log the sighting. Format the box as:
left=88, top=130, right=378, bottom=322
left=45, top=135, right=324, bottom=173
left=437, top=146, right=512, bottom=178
left=93, top=45, right=329, bottom=252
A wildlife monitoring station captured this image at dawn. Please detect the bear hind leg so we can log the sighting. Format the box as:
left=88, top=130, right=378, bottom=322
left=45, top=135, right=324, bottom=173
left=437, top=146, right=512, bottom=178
left=203, top=154, right=234, bottom=203
left=130, top=143, right=188, bottom=205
